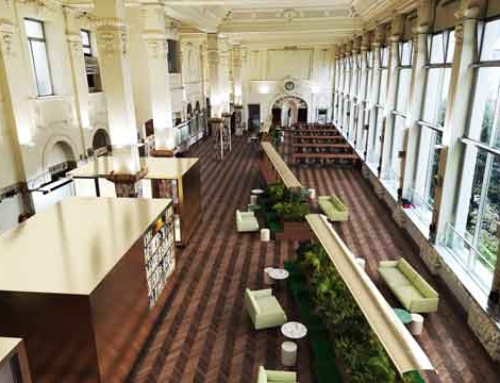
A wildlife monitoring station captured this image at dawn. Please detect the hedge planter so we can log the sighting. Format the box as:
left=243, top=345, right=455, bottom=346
left=277, top=220, right=314, bottom=241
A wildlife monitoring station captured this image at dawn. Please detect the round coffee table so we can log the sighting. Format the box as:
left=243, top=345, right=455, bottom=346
left=251, top=189, right=265, bottom=196
left=267, top=268, right=289, bottom=282
left=281, top=321, right=308, bottom=340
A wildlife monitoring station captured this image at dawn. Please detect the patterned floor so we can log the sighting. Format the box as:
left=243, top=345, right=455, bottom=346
left=128, top=136, right=500, bottom=383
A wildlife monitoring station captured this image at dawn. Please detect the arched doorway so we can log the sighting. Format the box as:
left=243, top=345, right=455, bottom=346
left=35, top=139, right=78, bottom=213
left=271, top=96, right=308, bottom=127
left=92, top=129, right=111, bottom=156
left=187, top=103, right=193, bottom=118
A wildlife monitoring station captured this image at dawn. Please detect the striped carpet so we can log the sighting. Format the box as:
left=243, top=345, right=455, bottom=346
left=128, top=137, right=314, bottom=383
left=129, top=135, right=500, bottom=383
left=282, top=134, right=500, bottom=383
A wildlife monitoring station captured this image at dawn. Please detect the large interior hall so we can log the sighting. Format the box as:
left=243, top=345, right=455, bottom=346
left=0, top=0, right=500, bottom=382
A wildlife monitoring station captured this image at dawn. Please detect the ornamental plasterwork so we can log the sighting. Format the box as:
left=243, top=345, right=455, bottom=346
left=145, top=38, right=168, bottom=59
left=95, top=19, right=128, bottom=57
left=0, top=21, right=15, bottom=56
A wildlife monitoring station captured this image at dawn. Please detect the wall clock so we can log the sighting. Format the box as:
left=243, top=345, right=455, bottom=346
left=284, top=81, right=295, bottom=91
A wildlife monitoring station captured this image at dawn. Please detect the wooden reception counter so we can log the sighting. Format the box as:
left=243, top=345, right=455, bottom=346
left=0, top=197, right=176, bottom=382
left=68, top=157, right=201, bottom=246
left=0, top=338, right=32, bottom=382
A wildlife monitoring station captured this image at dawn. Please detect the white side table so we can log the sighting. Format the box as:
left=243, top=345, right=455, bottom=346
left=281, top=322, right=308, bottom=340
left=267, top=268, right=289, bottom=282
left=264, top=267, right=274, bottom=285
left=355, top=258, right=366, bottom=270
left=410, top=314, right=424, bottom=336
left=260, top=228, right=271, bottom=242
left=308, top=188, right=317, bottom=200
left=250, top=195, right=258, bottom=205
left=281, top=341, right=298, bottom=367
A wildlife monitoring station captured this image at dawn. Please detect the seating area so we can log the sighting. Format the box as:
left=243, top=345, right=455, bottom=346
left=257, top=367, right=297, bottom=383
left=317, top=195, right=349, bottom=222
left=236, top=210, right=260, bottom=232
left=245, top=288, right=287, bottom=330
left=379, top=259, right=440, bottom=313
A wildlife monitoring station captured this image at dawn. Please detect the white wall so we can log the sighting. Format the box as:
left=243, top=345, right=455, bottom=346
left=242, top=46, right=334, bottom=124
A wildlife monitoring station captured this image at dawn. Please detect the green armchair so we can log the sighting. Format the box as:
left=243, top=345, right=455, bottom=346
left=378, top=258, right=439, bottom=313
left=245, top=288, right=287, bottom=330
left=318, top=195, right=349, bottom=222
left=236, top=210, right=260, bottom=232
left=257, top=366, right=297, bottom=383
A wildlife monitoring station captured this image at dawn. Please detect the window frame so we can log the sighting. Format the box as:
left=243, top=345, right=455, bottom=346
left=25, top=18, right=54, bottom=97
left=81, top=29, right=92, bottom=57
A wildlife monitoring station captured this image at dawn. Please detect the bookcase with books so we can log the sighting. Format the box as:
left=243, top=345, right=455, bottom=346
left=143, top=202, right=176, bottom=308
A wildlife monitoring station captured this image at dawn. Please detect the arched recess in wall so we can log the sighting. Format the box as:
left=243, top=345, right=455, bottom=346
left=187, top=103, right=193, bottom=117
left=42, top=136, right=78, bottom=179
left=270, top=95, right=308, bottom=127
left=92, top=128, right=111, bottom=156
left=195, top=101, right=201, bottom=113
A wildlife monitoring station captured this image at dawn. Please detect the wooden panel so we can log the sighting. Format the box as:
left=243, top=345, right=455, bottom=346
left=0, top=293, right=99, bottom=382
left=179, top=162, right=202, bottom=246
left=90, top=238, right=159, bottom=382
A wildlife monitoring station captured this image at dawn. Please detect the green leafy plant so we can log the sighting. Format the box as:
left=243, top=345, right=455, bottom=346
left=297, top=244, right=401, bottom=383
left=272, top=200, right=309, bottom=222
left=266, top=182, right=289, bottom=204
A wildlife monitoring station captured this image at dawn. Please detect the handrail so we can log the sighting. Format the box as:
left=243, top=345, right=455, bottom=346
left=306, top=214, right=434, bottom=375
left=260, top=142, right=302, bottom=189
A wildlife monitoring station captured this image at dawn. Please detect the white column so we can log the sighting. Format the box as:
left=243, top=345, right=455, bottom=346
left=355, top=35, right=369, bottom=152
left=402, top=25, right=429, bottom=199
left=435, top=9, right=479, bottom=242
left=64, top=8, right=91, bottom=153
left=207, top=33, right=221, bottom=118
left=95, top=0, right=140, bottom=175
left=348, top=40, right=358, bottom=142
left=381, top=16, right=402, bottom=180
left=0, top=2, right=33, bottom=213
left=367, top=27, right=383, bottom=164
left=141, top=4, right=175, bottom=152
left=218, top=36, right=231, bottom=115
left=233, top=44, right=243, bottom=105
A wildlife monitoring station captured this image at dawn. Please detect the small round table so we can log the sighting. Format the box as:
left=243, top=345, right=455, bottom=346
left=267, top=268, right=289, bottom=282
left=393, top=308, right=413, bottom=325
left=264, top=267, right=275, bottom=285
left=251, top=189, right=265, bottom=196
left=281, top=321, right=308, bottom=340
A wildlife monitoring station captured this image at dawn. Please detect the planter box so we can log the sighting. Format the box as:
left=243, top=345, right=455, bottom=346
left=277, top=220, right=314, bottom=241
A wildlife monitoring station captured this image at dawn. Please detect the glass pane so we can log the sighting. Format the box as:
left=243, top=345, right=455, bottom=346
left=423, top=67, right=451, bottom=125
left=30, top=40, right=53, bottom=96
left=470, top=67, right=500, bottom=144
left=366, top=68, right=373, bottom=100
left=425, top=131, right=443, bottom=207
left=466, top=149, right=487, bottom=235
left=81, top=30, right=90, bottom=46
left=25, top=19, right=44, bottom=39
left=387, top=115, right=406, bottom=184
left=477, top=155, right=500, bottom=272
left=430, top=33, right=444, bottom=64
left=401, top=41, right=412, bottom=66
left=396, top=68, right=412, bottom=112
left=446, top=30, right=456, bottom=63
left=480, top=19, right=500, bottom=61
left=379, top=68, right=388, bottom=105
left=381, top=46, right=389, bottom=67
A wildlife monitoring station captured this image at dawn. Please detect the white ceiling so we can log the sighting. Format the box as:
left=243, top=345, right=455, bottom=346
left=64, top=0, right=417, bottom=46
